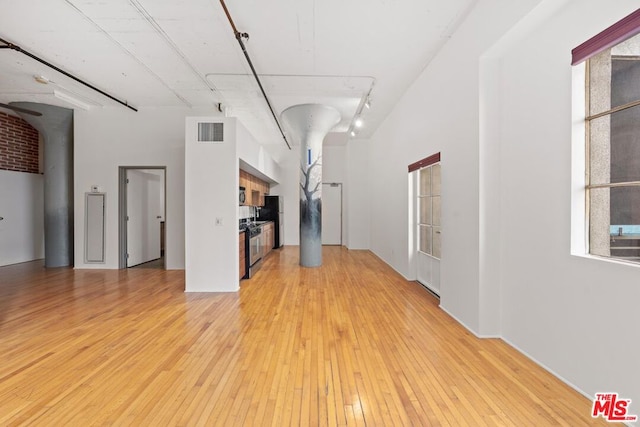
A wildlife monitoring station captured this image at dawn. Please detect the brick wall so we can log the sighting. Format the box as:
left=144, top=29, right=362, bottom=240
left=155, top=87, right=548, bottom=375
left=0, top=112, right=40, bottom=174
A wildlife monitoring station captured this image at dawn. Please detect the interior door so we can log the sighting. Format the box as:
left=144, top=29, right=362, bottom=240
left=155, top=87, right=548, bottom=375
left=416, top=163, right=441, bottom=295
left=146, top=173, right=162, bottom=261
left=321, top=183, right=342, bottom=245
left=126, top=169, right=163, bottom=267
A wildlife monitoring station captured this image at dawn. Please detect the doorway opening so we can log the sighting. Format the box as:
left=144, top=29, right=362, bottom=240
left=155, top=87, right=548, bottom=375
left=321, top=182, right=343, bottom=245
left=118, top=166, right=166, bottom=269
left=411, top=157, right=441, bottom=296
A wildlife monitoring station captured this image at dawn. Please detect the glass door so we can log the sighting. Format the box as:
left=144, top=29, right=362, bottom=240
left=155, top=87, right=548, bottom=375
left=416, top=163, right=441, bottom=295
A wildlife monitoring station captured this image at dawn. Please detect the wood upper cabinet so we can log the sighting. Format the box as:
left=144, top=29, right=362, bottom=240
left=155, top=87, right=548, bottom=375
left=239, top=169, right=270, bottom=206
left=239, top=170, right=249, bottom=206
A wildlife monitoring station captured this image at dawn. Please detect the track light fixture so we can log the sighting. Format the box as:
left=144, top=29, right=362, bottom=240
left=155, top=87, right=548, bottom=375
left=348, top=88, right=374, bottom=139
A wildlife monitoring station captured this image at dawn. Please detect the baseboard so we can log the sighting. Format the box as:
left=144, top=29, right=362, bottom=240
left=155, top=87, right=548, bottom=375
left=440, top=312, right=620, bottom=422
left=415, top=280, right=440, bottom=299
left=497, top=336, right=625, bottom=423
left=504, top=338, right=637, bottom=426
left=360, top=248, right=630, bottom=423
left=368, top=248, right=413, bottom=281
left=438, top=306, right=501, bottom=339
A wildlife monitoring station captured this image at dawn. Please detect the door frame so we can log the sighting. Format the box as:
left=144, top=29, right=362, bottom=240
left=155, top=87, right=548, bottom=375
left=408, top=153, right=441, bottom=296
left=118, top=166, right=167, bottom=269
left=321, top=182, right=343, bottom=246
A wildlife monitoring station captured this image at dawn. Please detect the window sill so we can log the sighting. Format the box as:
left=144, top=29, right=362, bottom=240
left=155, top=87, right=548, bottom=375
left=571, top=252, right=640, bottom=269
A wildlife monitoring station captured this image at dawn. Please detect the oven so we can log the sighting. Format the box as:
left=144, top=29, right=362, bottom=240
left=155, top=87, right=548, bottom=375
left=246, top=224, right=263, bottom=277
left=249, top=230, right=263, bottom=266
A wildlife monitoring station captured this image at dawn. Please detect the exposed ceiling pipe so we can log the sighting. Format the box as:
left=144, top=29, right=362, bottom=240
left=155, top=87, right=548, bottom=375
left=0, top=36, right=137, bottom=112
left=219, top=0, right=292, bottom=150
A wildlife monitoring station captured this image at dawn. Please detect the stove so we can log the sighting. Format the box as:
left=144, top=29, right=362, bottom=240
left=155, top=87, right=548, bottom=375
left=240, top=222, right=263, bottom=278
left=243, top=223, right=262, bottom=237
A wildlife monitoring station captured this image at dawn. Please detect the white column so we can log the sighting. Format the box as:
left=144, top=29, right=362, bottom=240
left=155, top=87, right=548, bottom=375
left=14, top=102, right=74, bottom=267
left=281, top=104, right=340, bottom=267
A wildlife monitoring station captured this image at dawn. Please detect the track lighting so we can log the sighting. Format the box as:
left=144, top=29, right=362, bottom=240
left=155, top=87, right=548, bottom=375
left=354, top=117, right=363, bottom=128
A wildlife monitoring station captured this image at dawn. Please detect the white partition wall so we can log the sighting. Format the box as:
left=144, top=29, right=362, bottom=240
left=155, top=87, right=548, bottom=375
left=184, top=116, right=281, bottom=292
left=185, top=117, right=239, bottom=292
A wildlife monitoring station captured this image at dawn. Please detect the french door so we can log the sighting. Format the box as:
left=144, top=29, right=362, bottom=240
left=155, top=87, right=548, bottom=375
left=416, top=162, right=441, bottom=295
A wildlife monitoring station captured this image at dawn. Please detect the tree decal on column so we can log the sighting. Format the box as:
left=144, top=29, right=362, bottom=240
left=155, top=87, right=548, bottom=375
left=281, top=104, right=341, bottom=267
left=300, top=154, right=322, bottom=240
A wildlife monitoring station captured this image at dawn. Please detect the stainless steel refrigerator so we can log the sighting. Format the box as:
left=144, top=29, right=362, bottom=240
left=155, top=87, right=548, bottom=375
left=259, top=195, right=284, bottom=248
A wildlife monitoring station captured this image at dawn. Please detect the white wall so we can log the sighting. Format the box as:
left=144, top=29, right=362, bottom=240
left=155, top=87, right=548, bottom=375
left=184, top=116, right=238, bottom=292
left=74, top=106, right=220, bottom=270
left=237, top=126, right=281, bottom=184
left=368, top=0, right=543, bottom=333
left=271, top=147, right=300, bottom=246
left=0, top=170, right=44, bottom=266
left=271, top=144, right=355, bottom=247
left=368, top=0, right=640, bottom=409
left=184, top=117, right=281, bottom=291
left=346, top=139, right=370, bottom=250
left=323, top=146, right=347, bottom=245
left=495, top=0, right=640, bottom=407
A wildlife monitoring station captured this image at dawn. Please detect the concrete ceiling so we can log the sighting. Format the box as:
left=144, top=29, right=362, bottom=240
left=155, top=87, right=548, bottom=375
left=0, top=0, right=476, bottom=158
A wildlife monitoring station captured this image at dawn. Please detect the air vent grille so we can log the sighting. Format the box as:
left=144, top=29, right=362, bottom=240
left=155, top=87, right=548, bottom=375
left=197, top=122, right=224, bottom=142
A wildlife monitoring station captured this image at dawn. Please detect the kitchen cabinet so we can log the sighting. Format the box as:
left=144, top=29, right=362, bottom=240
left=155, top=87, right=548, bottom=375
left=262, top=222, right=274, bottom=258
left=239, top=170, right=248, bottom=206
left=239, top=231, right=246, bottom=280
left=239, top=169, right=270, bottom=206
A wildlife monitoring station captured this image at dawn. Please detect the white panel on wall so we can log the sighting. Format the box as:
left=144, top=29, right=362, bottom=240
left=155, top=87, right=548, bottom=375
left=85, top=192, right=105, bottom=263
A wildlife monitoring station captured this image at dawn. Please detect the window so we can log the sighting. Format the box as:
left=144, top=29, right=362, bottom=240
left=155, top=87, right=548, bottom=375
left=418, top=163, right=441, bottom=259
left=584, top=30, right=640, bottom=262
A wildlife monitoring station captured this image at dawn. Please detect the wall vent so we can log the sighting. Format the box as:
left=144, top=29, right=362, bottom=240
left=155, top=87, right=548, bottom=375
left=197, top=122, right=224, bottom=143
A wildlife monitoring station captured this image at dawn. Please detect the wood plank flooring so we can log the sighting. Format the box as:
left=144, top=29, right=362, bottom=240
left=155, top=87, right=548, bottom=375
left=0, top=246, right=609, bottom=426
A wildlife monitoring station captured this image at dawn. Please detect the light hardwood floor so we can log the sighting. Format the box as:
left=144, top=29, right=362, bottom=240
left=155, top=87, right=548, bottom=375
left=0, top=247, right=609, bottom=426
